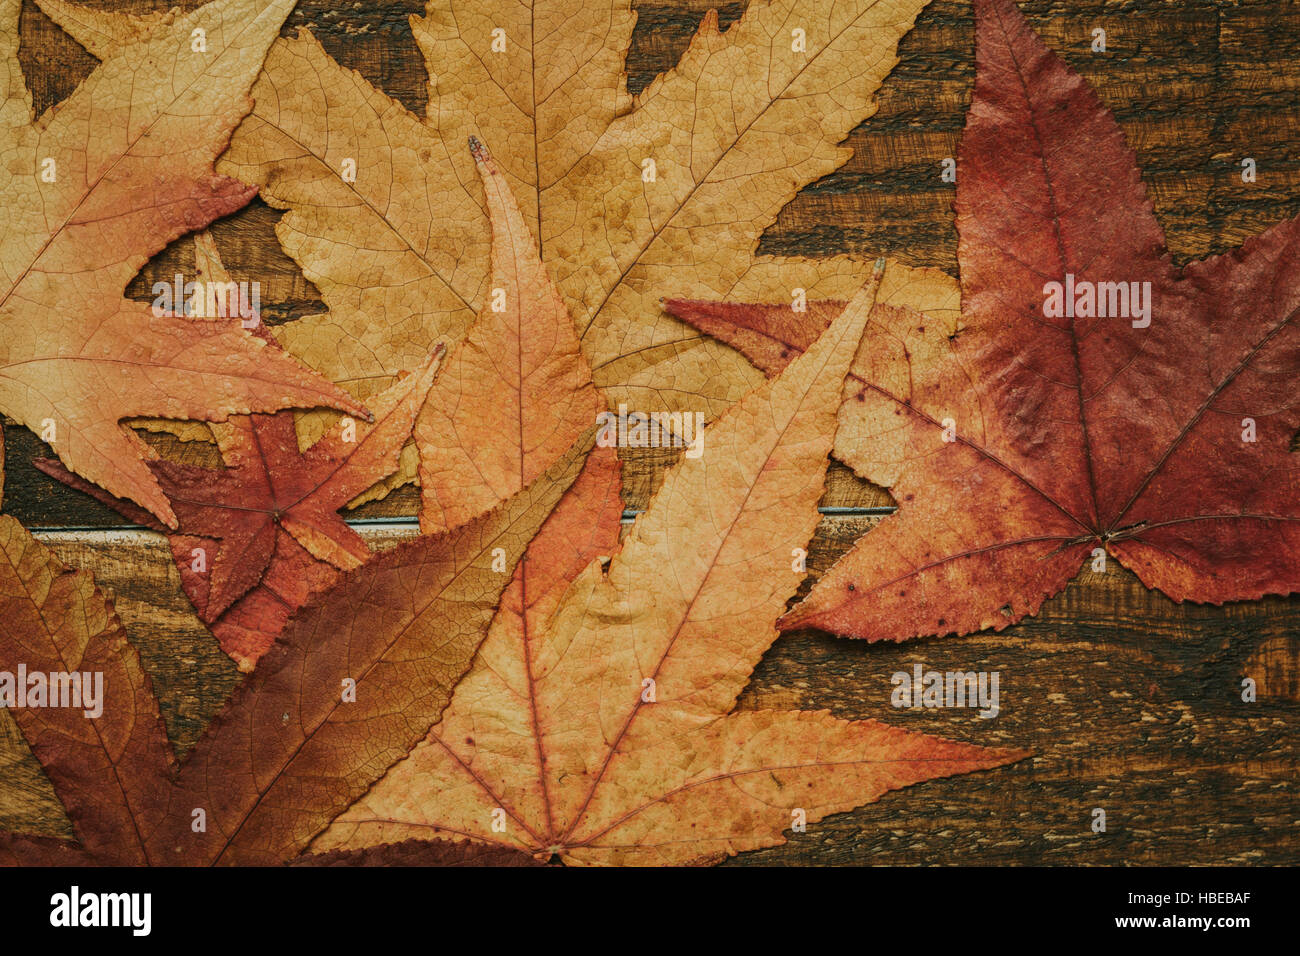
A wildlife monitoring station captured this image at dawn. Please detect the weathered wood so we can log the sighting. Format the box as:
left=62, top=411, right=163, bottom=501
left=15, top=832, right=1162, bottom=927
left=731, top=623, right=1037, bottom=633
left=739, top=518, right=1300, bottom=865
left=3, top=0, right=1299, bottom=865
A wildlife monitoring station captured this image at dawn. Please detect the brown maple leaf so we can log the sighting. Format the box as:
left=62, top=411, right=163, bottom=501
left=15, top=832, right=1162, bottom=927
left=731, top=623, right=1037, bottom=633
left=667, top=0, right=1300, bottom=643
left=315, top=266, right=1026, bottom=866
left=0, top=422, right=594, bottom=865
left=0, top=0, right=370, bottom=527
left=35, top=229, right=444, bottom=670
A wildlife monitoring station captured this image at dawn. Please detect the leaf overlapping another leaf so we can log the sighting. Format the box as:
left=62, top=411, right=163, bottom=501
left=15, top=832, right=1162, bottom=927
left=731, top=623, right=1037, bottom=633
left=0, top=140, right=628, bottom=866
left=317, top=264, right=1025, bottom=866
left=51, top=0, right=964, bottom=500
left=39, top=133, right=602, bottom=667
left=669, top=0, right=1300, bottom=644
left=0, top=427, right=595, bottom=865
left=0, top=0, right=1037, bottom=869
left=1, top=0, right=369, bottom=526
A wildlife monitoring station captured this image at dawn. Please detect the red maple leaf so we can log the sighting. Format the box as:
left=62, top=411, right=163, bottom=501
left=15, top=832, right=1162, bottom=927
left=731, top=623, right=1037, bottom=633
left=37, top=344, right=443, bottom=668
left=667, top=0, right=1300, bottom=642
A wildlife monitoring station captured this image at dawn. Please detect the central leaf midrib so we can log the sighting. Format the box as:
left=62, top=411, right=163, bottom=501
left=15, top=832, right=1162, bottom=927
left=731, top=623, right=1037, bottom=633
left=992, top=0, right=1102, bottom=532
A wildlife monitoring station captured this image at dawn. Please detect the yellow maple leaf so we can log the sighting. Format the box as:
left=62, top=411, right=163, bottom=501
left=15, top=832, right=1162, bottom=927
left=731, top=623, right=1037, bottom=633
left=36, top=0, right=960, bottom=504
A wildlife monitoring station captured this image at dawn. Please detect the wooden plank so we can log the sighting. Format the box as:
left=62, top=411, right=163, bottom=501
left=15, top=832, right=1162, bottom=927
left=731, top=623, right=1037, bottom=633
left=0, top=418, right=899, bottom=525
left=739, top=518, right=1300, bottom=865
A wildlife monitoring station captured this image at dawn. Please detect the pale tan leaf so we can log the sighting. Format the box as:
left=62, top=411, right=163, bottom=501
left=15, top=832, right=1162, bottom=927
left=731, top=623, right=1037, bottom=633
left=176, top=0, right=950, bottom=438
left=318, top=265, right=1025, bottom=865
left=5, top=0, right=367, bottom=526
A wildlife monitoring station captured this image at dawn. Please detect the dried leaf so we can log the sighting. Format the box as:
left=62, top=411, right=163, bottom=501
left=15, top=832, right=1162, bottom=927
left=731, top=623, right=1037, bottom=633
left=38, top=142, right=601, bottom=668
left=127, top=230, right=258, bottom=445
left=37, top=218, right=446, bottom=670
left=669, top=0, right=1300, bottom=643
left=42, top=0, right=961, bottom=466
left=2, top=0, right=368, bottom=527
left=0, top=429, right=593, bottom=865
left=0, top=515, right=174, bottom=864
left=37, top=343, right=441, bottom=670
left=0, top=832, right=95, bottom=867
left=317, top=267, right=1025, bottom=866
left=159, top=427, right=596, bottom=865
left=370, top=139, right=601, bottom=532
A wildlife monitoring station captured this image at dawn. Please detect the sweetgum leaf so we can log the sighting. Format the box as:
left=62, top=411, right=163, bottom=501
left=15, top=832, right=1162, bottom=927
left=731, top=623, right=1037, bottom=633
left=0, top=431, right=594, bottom=865
left=37, top=239, right=445, bottom=671
left=668, top=0, right=1300, bottom=643
left=42, top=0, right=964, bottom=497
left=1, top=0, right=368, bottom=527
left=0, top=515, right=173, bottom=864
left=38, top=139, right=602, bottom=670
left=318, top=266, right=1026, bottom=866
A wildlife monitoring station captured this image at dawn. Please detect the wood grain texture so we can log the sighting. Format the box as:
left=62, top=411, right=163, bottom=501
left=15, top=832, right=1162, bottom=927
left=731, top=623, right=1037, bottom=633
left=2, top=0, right=1298, bottom=865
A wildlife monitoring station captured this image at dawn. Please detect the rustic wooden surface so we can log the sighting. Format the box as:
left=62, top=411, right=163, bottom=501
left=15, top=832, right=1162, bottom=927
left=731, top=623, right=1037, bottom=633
left=2, top=0, right=1298, bottom=865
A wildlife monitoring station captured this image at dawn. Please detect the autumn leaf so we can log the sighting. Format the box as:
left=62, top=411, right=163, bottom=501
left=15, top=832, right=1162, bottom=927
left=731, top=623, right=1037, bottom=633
left=37, top=0, right=962, bottom=489
left=37, top=138, right=602, bottom=668
left=237, top=0, right=960, bottom=415
left=315, top=266, right=1025, bottom=866
left=35, top=228, right=445, bottom=670
left=35, top=348, right=443, bottom=670
left=668, top=0, right=1300, bottom=644
left=1, top=0, right=370, bottom=527
left=0, top=427, right=594, bottom=865
left=0, top=515, right=174, bottom=865
left=356, top=138, right=601, bottom=533
left=159, top=428, right=596, bottom=865
left=32, top=450, right=336, bottom=674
